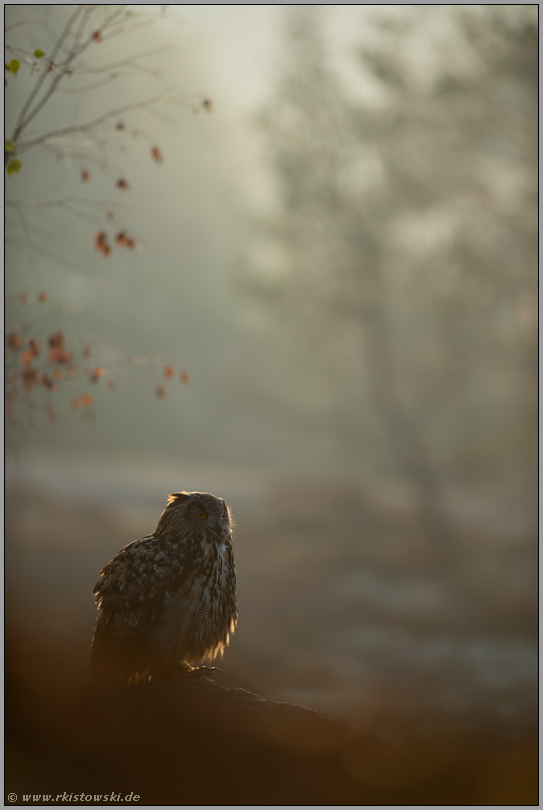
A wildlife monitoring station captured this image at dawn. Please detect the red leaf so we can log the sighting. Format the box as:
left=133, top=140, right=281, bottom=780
left=48, top=330, right=65, bottom=349
left=94, top=231, right=107, bottom=248
left=92, top=30, right=102, bottom=42
left=90, top=367, right=104, bottom=383
left=22, top=367, right=38, bottom=393
left=116, top=178, right=129, bottom=191
left=151, top=146, right=163, bottom=164
left=48, top=347, right=72, bottom=365
left=115, top=231, right=129, bottom=246
left=81, top=169, right=91, bottom=182
left=41, top=374, right=55, bottom=390
left=6, top=331, right=23, bottom=351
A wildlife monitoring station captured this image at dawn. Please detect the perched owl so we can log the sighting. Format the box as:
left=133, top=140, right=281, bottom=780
left=89, top=491, right=237, bottom=684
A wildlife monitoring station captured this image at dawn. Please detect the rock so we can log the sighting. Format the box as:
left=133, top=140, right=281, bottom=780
left=6, top=644, right=537, bottom=805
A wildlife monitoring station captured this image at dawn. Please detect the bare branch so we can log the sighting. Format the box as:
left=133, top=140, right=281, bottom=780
left=10, top=6, right=84, bottom=148
left=5, top=16, right=59, bottom=42
left=17, top=92, right=174, bottom=154
left=54, top=74, right=123, bottom=95
left=6, top=235, right=92, bottom=275
left=66, top=47, right=171, bottom=77
left=11, top=6, right=129, bottom=149
left=38, top=142, right=120, bottom=178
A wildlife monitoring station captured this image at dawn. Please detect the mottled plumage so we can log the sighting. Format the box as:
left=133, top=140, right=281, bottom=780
left=89, top=491, right=237, bottom=684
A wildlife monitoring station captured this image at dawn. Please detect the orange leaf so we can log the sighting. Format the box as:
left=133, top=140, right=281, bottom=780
left=164, top=365, right=175, bottom=379
left=115, top=231, right=129, bottom=246
left=126, top=237, right=137, bottom=249
left=156, top=385, right=166, bottom=399
left=48, top=330, right=65, bottom=349
left=41, top=374, right=55, bottom=390
left=90, top=367, right=104, bottom=382
left=94, top=231, right=111, bottom=255
left=92, top=30, right=102, bottom=42
left=80, top=393, right=93, bottom=407
left=151, top=146, right=163, bottom=164
left=180, top=370, right=190, bottom=384
left=48, top=347, right=71, bottom=365
left=22, top=368, right=38, bottom=393
left=6, top=331, right=23, bottom=351
left=38, top=292, right=48, bottom=303
left=28, top=337, right=40, bottom=357
left=116, top=178, right=129, bottom=191
left=21, top=349, right=34, bottom=366
left=81, top=169, right=91, bottom=182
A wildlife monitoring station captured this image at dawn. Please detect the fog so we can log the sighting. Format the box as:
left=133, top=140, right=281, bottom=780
left=5, top=5, right=537, bottom=803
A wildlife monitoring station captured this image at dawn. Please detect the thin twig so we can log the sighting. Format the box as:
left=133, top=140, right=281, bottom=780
left=10, top=6, right=84, bottom=148
left=17, top=92, right=173, bottom=154
left=6, top=236, right=93, bottom=275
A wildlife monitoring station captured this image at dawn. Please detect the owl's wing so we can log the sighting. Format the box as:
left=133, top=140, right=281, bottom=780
left=89, top=533, right=189, bottom=682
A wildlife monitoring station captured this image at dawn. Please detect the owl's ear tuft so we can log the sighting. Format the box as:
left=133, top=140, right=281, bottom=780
left=167, top=491, right=191, bottom=505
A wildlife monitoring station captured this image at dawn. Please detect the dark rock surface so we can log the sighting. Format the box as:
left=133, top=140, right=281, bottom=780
left=6, top=640, right=537, bottom=806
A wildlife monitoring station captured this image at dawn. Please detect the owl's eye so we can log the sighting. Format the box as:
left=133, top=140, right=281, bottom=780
left=195, top=509, right=207, bottom=520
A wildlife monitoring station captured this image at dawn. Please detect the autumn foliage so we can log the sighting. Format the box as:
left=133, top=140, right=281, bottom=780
left=5, top=292, right=189, bottom=428
left=5, top=5, right=199, bottom=432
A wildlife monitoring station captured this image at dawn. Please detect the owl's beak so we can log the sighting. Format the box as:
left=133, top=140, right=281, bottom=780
left=212, top=518, right=224, bottom=537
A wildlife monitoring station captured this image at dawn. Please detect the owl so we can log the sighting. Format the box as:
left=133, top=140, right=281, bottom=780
left=89, top=491, right=237, bottom=684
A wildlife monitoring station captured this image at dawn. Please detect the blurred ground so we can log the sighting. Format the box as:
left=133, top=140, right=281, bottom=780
left=6, top=447, right=537, bottom=747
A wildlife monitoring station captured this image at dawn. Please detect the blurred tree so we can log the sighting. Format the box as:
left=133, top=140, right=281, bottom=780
left=5, top=5, right=208, bottom=432
left=244, top=5, right=537, bottom=545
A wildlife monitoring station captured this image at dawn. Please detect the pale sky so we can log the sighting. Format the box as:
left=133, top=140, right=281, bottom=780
left=169, top=5, right=381, bottom=109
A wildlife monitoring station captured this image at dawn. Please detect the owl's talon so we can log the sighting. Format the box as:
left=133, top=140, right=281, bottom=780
left=185, top=665, right=222, bottom=678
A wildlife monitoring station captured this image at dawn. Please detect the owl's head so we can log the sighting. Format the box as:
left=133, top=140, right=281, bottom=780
left=157, top=490, right=233, bottom=540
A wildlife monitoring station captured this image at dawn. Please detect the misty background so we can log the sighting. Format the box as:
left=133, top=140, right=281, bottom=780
left=5, top=3, right=538, bottom=778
